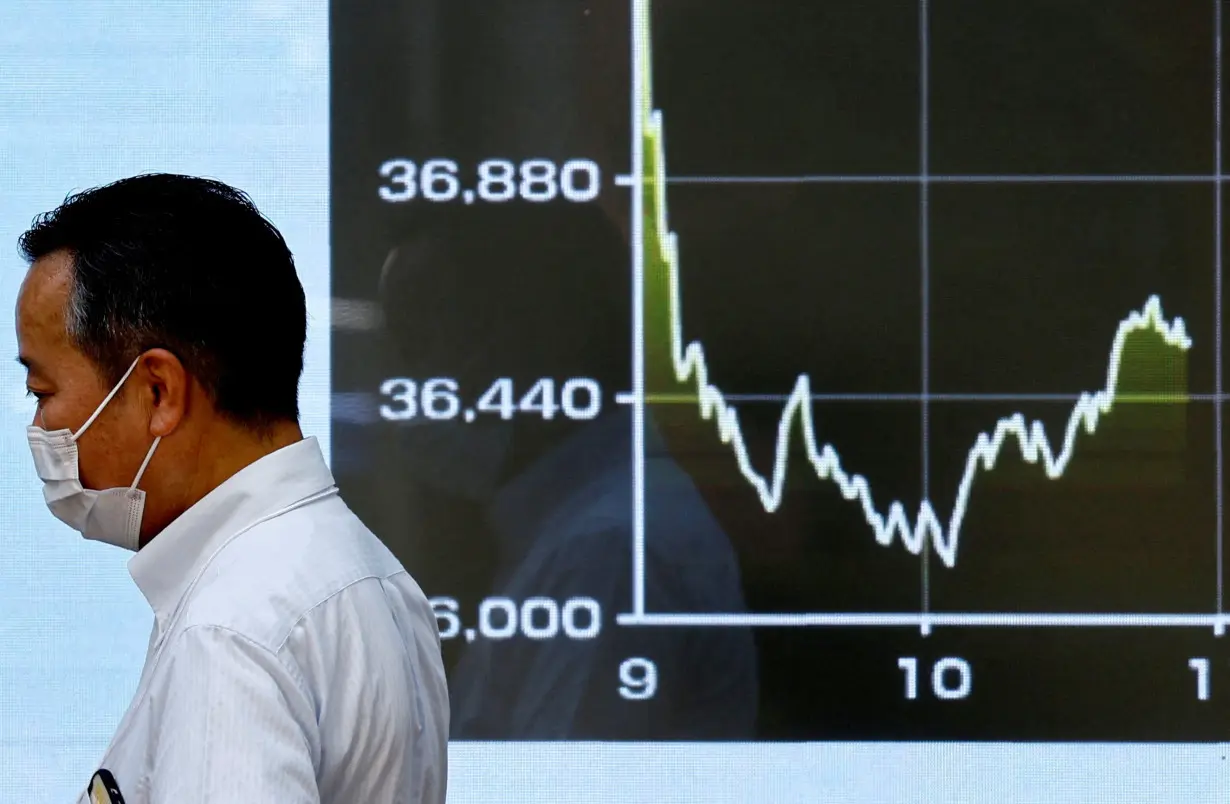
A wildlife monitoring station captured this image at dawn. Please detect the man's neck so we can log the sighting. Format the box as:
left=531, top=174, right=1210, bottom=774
left=139, top=419, right=305, bottom=548
left=202, top=420, right=305, bottom=490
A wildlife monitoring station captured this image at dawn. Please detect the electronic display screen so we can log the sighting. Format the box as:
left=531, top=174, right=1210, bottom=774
left=332, top=0, right=1230, bottom=747
left=3, top=1, right=1230, bottom=801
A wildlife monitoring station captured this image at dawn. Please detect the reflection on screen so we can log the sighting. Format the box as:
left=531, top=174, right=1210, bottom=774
left=4, top=0, right=1230, bottom=801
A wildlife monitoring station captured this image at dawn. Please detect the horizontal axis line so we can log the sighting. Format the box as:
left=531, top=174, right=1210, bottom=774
left=617, top=612, right=1229, bottom=633
left=614, top=391, right=1220, bottom=404
left=614, top=173, right=1225, bottom=186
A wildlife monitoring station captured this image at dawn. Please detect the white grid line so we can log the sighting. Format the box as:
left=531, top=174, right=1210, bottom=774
left=629, top=0, right=648, bottom=618
left=1214, top=0, right=1225, bottom=625
left=919, top=0, right=932, bottom=632
left=617, top=392, right=1223, bottom=404
left=646, top=174, right=1230, bottom=185
left=618, top=612, right=1230, bottom=630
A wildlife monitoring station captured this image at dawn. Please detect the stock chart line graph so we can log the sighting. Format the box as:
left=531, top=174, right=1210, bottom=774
left=619, top=0, right=1218, bottom=634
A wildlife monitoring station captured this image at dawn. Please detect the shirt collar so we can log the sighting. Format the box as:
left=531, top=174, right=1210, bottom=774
left=128, top=436, right=335, bottom=634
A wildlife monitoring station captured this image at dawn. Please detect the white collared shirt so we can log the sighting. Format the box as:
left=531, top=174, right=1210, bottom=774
left=77, top=437, right=449, bottom=804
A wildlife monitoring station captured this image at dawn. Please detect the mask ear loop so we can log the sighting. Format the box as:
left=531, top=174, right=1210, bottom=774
left=71, top=355, right=143, bottom=444
left=130, top=436, right=161, bottom=491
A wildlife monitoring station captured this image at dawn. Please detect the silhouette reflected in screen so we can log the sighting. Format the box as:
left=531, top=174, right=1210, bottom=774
left=377, top=202, right=757, bottom=739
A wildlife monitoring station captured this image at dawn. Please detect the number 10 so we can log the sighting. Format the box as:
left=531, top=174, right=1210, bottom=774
left=898, top=657, right=972, bottom=700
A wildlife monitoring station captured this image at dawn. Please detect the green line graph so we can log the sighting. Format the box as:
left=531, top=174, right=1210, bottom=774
left=632, top=0, right=1194, bottom=571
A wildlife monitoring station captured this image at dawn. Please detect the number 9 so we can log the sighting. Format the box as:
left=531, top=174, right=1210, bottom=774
left=618, top=657, right=658, bottom=700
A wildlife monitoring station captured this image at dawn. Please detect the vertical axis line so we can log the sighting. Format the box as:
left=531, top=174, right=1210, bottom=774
left=630, top=0, right=648, bottom=617
left=1215, top=0, right=1225, bottom=634
left=919, top=0, right=932, bottom=634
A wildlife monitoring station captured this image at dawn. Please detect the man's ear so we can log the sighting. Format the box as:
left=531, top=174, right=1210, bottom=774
left=138, top=348, right=189, bottom=438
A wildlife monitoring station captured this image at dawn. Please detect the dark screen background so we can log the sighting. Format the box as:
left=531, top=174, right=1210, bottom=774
left=331, top=0, right=1230, bottom=740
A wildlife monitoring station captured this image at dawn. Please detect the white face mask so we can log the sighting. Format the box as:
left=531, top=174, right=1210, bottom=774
left=26, top=356, right=161, bottom=551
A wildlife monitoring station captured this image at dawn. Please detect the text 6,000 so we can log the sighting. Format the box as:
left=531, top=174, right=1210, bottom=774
left=431, top=596, right=602, bottom=642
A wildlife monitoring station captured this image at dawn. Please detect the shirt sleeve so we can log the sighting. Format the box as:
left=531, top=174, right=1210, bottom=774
left=146, top=624, right=320, bottom=803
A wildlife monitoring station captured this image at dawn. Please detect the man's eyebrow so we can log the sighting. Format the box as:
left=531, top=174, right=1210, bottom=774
left=17, top=355, right=39, bottom=374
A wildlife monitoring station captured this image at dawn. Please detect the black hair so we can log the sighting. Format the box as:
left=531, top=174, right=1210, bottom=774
left=17, top=173, right=307, bottom=430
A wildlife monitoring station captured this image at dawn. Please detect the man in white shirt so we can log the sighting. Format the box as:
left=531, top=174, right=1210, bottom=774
left=14, top=174, right=449, bottom=803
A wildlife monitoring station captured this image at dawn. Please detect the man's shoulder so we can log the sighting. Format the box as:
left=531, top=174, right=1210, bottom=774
left=174, top=495, right=425, bottom=652
left=162, top=497, right=449, bottom=754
